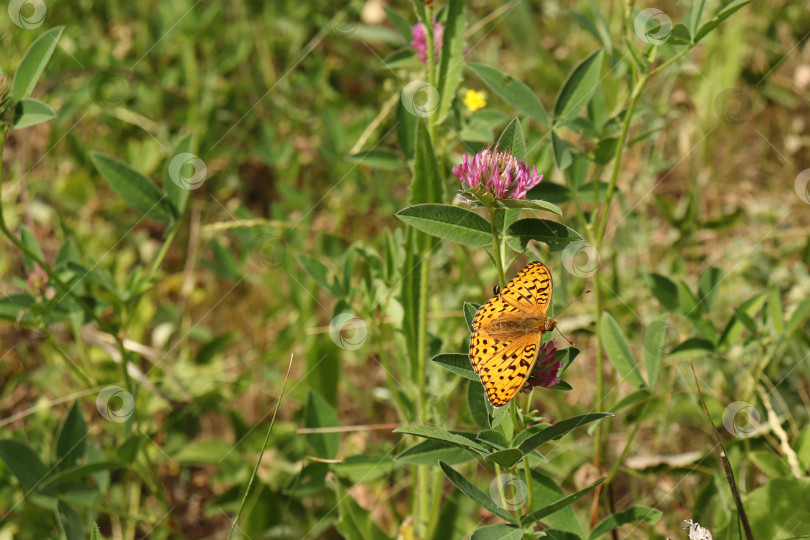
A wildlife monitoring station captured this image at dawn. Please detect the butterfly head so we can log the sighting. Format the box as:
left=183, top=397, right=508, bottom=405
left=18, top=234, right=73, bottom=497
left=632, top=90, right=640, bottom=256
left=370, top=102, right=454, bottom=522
left=541, top=316, right=557, bottom=332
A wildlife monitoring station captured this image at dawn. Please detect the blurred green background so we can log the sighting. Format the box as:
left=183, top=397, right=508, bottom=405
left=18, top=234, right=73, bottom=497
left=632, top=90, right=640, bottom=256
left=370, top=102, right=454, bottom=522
left=1, top=0, right=810, bottom=538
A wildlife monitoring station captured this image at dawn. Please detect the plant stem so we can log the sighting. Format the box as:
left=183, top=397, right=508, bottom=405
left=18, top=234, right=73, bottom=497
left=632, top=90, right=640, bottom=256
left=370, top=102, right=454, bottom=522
left=416, top=256, right=431, bottom=538
left=490, top=208, right=507, bottom=289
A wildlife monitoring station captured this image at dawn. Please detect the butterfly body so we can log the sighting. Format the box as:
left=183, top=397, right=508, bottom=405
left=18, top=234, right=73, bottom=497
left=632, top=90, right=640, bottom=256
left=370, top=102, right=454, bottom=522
left=469, top=262, right=556, bottom=407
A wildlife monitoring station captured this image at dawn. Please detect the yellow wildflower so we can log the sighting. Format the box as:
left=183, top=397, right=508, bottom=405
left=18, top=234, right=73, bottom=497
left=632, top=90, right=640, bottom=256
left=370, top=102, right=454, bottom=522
left=463, top=89, right=486, bottom=112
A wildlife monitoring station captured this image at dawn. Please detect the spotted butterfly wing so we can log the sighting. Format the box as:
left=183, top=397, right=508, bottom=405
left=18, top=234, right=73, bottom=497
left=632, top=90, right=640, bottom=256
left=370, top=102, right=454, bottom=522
left=469, top=262, right=554, bottom=407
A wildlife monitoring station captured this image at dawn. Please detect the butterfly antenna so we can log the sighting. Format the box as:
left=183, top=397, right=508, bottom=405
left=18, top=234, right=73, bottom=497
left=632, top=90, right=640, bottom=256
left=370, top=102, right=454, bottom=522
left=556, top=289, right=592, bottom=317
left=555, top=326, right=576, bottom=348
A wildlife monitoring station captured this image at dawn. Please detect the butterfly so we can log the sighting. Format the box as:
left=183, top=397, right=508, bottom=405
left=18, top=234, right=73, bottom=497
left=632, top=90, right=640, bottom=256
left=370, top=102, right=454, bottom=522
left=469, top=262, right=557, bottom=407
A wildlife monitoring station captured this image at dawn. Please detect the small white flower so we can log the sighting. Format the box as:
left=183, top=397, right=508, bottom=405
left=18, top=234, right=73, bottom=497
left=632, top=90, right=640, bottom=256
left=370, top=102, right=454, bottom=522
left=684, top=519, right=712, bottom=540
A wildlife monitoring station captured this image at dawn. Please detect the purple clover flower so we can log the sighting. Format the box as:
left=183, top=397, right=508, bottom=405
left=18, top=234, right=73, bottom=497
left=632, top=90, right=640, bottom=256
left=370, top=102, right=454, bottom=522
left=411, top=21, right=444, bottom=64
left=520, top=340, right=561, bottom=392
left=452, top=147, right=543, bottom=200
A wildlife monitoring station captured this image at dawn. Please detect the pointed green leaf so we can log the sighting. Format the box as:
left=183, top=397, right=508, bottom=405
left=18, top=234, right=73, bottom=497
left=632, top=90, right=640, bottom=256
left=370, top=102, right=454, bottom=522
left=522, top=477, right=605, bottom=525
left=411, top=122, right=443, bottom=205
left=434, top=0, right=466, bottom=124
left=383, top=7, right=412, bottom=42
left=297, top=254, right=342, bottom=297
left=305, top=390, right=340, bottom=459
left=335, top=486, right=394, bottom=540
left=485, top=448, right=523, bottom=468
left=394, top=426, right=488, bottom=454
left=670, top=337, right=715, bottom=358
left=643, top=317, right=669, bottom=391
left=495, top=118, right=527, bottom=163
left=432, top=353, right=477, bottom=381
left=464, top=302, right=481, bottom=332
left=496, top=198, right=563, bottom=217
left=90, top=523, right=102, bottom=540
left=505, top=218, right=583, bottom=252
left=91, top=152, right=174, bottom=222
left=396, top=439, right=477, bottom=466
left=468, top=63, right=549, bottom=126
left=589, top=506, right=662, bottom=539
left=787, top=298, right=810, bottom=337
left=57, top=501, right=85, bottom=540
left=396, top=204, right=492, bottom=247
left=551, top=130, right=573, bottom=170
left=768, top=283, right=784, bottom=334
left=439, top=462, right=517, bottom=524
left=647, top=273, right=680, bottom=312
left=12, top=27, right=64, bottom=100
left=19, top=226, right=44, bottom=270
left=519, top=414, right=612, bottom=454
left=553, top=49, right=604, bottom=123
left=0, top=439, right=50, bottom=491
left=601, top=312, right=647, bottom=389
left=694, top=0, right=752, bottom=43
left=686, top=0, right=707, bottom=38
left=56, top=401, right=87, bottom=470
left=12, top=98, right=55, bottom=129
left=697, top=267, right=723, bottom=312
left=471, top=525, right=523, bottom=540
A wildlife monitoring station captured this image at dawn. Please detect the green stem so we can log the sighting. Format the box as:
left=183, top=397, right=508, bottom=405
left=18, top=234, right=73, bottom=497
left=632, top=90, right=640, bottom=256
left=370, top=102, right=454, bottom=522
left=489, top=208, right=507, bottom=289
left=416, top=256, right=431, bottom=538
left=424, top=5, right=437, bottom=143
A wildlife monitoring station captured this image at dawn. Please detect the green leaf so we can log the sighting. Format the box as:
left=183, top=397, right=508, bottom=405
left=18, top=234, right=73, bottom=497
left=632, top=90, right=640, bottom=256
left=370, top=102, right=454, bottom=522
left=346, top=149, right=405, bottom=170
left=90, top=523, right=102, bottom=540
left=396, top=439, right=477, bottom=466
left=297, top=254, right=342, bottom=297
left=715, top=478, right=810, bottom=539
left=551, top=130, right=573, bottom=170
left=611, top=389, right=652, bottom=413
left=686, top=0, right=707, bottom=38
left=588, top=506, right=662, bottom=539
left=394, top=426, right=488, bottom=454
left=20, top=226, right=44, bottom=270
left=463, top=302, right=481, bottom=332
left=90, top=152, right=174, bottom=222
left=411, top=122, right=443, bottom=205
left=468, top=382, right=490, bottom=430
left=601, top=312, right=647, bottom=389
left=396, top=204, right=492, bottom=247
left=495, top=118, right=527, bottom=163
left=670, top=337, right=715, bottom=358
left=163, top=133, right=195, bottom=215
left=12, top=27, right=64, bottom=100
left=496, top=198, right=563, bottom=217
left=643, top=317, right=669, bottom=391
left=505, top=219, right=583, bottom=252
left=432, top=353, right=477, bottom=381
left=434, top=0, right=466, bottom=124
left=383, top=7, right=412, bottom=42
left=396, top=98, right=418, bottom=160
left=749, top=451, right=791, bottom=479
left=0, top=294, right=36, bottom=321
left=718, top=293, right=766, bottom=347
left=521, top=477, right=605, bottom=525
left=786, top=298, right=810, bottom=337
left=439, top=462, right=517, bottom=524
left=697, top=267, right=723, bottom=312
left=56, top=401, right=87, bottom=470
left=57, top=501, right=85, bottom=540
left=556, top=347, right=580, bottom=374
left=485, top=448, right=523, bottom=468
left=647, top=273, right=680, bottom=312
left=768, top=282, right=784, bottom=334
left=694, top=0, right=752, bottom=43
left=12, top=98, right=55, bottom=129
left=553, top=49, right=604, bottom=124
left=0, top=439, right=50, bottom=491
left=305, top=390, right=340, bottom=459
left=468, top=63, right=549, bottom=126
left=666, top=23, right=693, bottom=45
left=518, top=413, right=612, bottom=454
left=471, top=524, right=523, bottom=540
